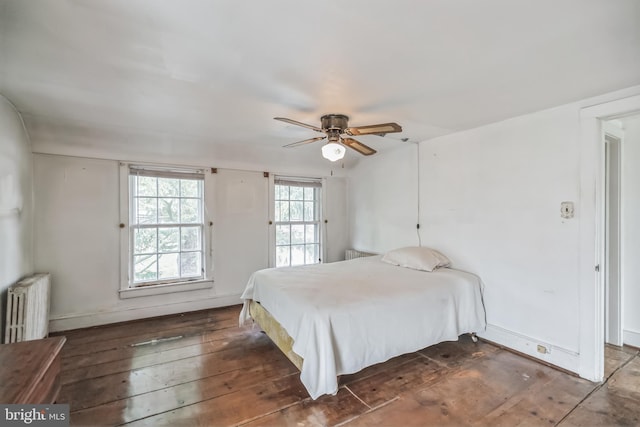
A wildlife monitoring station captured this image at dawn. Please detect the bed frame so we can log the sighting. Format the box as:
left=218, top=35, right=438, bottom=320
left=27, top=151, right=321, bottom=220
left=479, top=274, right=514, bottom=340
left=249, top=299, right=478, bottom=376
left=249, top=300, right=303, bottom=370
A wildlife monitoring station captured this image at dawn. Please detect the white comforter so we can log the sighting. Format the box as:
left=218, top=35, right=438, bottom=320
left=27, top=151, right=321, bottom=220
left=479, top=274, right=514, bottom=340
left=239, top=256, right=486, bottom=399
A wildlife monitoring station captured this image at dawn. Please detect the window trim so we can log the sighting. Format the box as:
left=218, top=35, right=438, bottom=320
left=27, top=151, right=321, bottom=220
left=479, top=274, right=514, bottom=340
left=119, top=162, right=214, bottom=298
left=118, top=278, right=213, bottom=299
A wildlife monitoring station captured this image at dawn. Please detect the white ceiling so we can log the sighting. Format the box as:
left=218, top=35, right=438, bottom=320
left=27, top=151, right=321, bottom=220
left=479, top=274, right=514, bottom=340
left=1, top=0, right=639, bottom=171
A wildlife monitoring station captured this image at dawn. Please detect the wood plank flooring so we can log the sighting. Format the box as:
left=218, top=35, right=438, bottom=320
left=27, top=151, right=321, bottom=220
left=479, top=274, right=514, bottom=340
left=52, top=306, right=640, bottom=426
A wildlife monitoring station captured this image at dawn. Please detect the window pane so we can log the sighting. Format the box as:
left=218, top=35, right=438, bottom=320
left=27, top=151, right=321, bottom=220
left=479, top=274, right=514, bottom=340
left=181, top=199, right=200, bottom=223
left=158, top=178, right=179, bottom=197
left=158, top=227, right=179, bottom=253
left=290, top=186, right=303, bottom=200
left=181, top=252, right=201, bottom=277
left=276, top=225, right=290, bottom=245
left=278, top=201, right=290, bottom=222
left=305, top=244, right=319, bottom=264
left=134, top=228, right=157, bottom=254
left=137, top=198, right=157, bottom=224
left=276, top=246, right=290, bottom=267
left=291, top=245, right=305, bottom=266
left=134, top=254, right=157, bottom=282
left=304, top=202, right=316, bottom=221
left=290, top=201, right=303, bottom=221
left=136, top=176, right=157, bottom=197
left=158, top=253, right=180, bottom=279
left=291, top=224, right=304, bottom=244
left=181, top=226, right=201, bottom=251
left=274, top=200, right=282, bottom=222
left=276, top=185, right=289, bottom=201
left=305, top=224, right=318, bottom=244
left=304, top=187, right=315, bottom=201
left=180, top=179, right=199, bottom=197
left=158, top=198, right=180, bottom=223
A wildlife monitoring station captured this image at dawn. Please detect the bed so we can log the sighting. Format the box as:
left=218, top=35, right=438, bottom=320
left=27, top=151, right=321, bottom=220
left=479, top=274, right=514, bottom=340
left=239, top=250, right=486, bottom=399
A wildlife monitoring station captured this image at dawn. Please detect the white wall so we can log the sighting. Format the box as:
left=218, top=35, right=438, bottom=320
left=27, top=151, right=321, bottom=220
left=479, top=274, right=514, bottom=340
left=348, top=87, right=640, bottom=375
left=418, top=104, right=581, bottom=353
left=621, top=115, right=640, bottom=347
left=349, top=146, right=419, bottom=253
left=211, top=169, right=269, bottom=298
left=33, top=154, right=348, bottom=331
left=0, top=95, right=33, bottom=342
left=324, top=177, right=349, bottom=263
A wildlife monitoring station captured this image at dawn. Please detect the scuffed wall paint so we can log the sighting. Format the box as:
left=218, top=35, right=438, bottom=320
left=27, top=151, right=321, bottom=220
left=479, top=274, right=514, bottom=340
left=0, top=94, right=34, bottom=342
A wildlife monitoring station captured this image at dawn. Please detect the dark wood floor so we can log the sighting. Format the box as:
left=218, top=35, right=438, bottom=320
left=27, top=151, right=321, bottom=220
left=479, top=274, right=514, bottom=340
left=52, top=306, right=640, bottom=426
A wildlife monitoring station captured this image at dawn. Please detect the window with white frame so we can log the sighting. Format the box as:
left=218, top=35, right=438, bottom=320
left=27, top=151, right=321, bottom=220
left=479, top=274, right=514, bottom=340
left=274, top=177, right=322, bottom=267
left=128, top=166, right=205, bottom=287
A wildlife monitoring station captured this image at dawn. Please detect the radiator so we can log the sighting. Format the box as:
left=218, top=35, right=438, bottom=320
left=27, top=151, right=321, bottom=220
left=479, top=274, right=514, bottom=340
left=345, top=249, right=376, bottom=260
left=4, top=273, right=51, bottom=343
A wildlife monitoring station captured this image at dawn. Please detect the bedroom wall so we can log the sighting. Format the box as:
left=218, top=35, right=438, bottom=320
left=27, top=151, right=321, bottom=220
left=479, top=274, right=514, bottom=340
left=621, top=114, right=640, bottom=347
left=324, top=177, right=349, bottom=263
left=0, top=95, right=34, bottom=342
left=33, top=153, right=348, bottom=331
left=349, top=145, right=419, bottom=253
left=348, top=86, right=640, bottom=376
left=416, top=104, right=581, bottom=358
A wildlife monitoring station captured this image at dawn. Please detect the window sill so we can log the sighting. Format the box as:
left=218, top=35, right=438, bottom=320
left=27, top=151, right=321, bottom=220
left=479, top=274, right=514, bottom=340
left=119, top=279, right=213, bottom=299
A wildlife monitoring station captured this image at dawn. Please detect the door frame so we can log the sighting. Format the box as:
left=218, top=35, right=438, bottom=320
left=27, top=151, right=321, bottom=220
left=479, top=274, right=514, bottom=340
left=579, top=94, right=640, bottom=382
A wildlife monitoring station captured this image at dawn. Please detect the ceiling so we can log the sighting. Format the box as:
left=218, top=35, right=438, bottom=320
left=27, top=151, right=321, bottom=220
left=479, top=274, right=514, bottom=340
left=1, top=0, right=639, bottom=172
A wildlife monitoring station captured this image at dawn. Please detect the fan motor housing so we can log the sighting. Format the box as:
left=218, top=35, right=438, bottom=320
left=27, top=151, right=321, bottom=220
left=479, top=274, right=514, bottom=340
left=321, top=114, right=349, bottom=131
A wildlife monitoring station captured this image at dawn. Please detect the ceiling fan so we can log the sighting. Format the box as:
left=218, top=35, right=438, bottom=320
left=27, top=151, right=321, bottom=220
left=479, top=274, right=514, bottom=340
left=274, top=114, right=402, bottom=161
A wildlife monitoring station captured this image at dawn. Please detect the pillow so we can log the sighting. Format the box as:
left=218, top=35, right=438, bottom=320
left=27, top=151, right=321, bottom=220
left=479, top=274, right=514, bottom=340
left=381, top=246, right=451, bottom=272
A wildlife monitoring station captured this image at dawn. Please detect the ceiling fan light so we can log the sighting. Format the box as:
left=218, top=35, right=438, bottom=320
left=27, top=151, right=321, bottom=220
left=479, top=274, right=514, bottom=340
left=321, top=142, right=346, bottom=162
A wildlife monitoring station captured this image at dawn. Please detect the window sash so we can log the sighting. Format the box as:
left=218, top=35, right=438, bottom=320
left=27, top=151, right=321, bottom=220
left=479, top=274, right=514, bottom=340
left=128, top=169, right=205, bottom=286
left=130, top=225, right=205, bottom=285
left=274, top=177, right=322, bottom=268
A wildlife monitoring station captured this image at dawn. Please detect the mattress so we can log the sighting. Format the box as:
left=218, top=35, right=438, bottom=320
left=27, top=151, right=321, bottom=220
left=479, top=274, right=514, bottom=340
left=239, top=255, right=486, bottom=399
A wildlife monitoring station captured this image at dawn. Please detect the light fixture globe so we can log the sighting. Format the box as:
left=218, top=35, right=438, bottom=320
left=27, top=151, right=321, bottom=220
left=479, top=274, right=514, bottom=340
left=321, top=142, right=346, bottom=162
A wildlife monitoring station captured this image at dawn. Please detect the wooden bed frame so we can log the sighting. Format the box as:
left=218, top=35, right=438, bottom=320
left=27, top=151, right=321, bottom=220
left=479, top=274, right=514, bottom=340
left=249, top=298, right=479, bottom=374
left=249, top=300, right=303, bottom=370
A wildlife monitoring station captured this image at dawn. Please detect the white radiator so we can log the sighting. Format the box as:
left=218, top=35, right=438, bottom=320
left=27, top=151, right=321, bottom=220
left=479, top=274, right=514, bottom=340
left=4, top=273, right=51, bottom=343
left=345, top=249, right=376, bottom=260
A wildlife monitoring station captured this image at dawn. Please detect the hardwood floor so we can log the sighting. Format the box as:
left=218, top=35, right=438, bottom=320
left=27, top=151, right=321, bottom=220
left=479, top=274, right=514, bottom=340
left=52, top=306, right=640, bottom=426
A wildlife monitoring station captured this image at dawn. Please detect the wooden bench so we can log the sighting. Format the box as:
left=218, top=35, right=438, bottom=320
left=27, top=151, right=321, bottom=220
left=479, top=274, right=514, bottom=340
left=0, top=336, right=66, bottom=404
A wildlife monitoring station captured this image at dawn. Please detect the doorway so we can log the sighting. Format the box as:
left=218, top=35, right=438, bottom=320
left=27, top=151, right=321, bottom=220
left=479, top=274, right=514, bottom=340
left=579, top=95, right=640, bottom=383
left=603, top=113, right=640, bottom=351
left=603, top=125, right=622, bottom=347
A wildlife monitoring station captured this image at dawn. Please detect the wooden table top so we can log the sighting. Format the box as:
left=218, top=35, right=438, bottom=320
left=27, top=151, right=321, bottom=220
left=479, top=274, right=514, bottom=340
left=0, top=336, right=66, bottom=403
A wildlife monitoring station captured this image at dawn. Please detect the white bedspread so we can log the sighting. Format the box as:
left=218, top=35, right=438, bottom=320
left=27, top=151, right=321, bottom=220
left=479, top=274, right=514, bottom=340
left=239, top=256, right=486, bottom=399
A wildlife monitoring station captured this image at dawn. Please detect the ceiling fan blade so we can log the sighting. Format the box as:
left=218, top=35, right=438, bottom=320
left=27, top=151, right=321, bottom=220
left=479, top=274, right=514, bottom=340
left=274, top=117, right=324, bottom=133
left=345, top=122, right=402, bottom=136
left=283, top=136, right=326, bottom=148
left=341, top=138, right=377, bottom=156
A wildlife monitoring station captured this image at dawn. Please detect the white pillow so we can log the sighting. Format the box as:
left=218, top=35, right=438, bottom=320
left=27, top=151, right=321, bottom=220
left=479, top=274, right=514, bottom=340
left=381, top=246, right=451, bottom=272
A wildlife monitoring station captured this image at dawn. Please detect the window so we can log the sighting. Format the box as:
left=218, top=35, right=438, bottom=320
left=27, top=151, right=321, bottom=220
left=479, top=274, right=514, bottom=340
left=128, top=166, right=205, bottom=287
left=274, top=177, right=322, bottom=267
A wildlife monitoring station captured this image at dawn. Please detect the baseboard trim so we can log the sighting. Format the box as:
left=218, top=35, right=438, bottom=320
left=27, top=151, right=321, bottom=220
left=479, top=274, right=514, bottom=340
left=623, top=329, right=640, bottom=348
left=48, top=293, right=242, bottom=332
left=479, top=324, right=580, bottom=375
